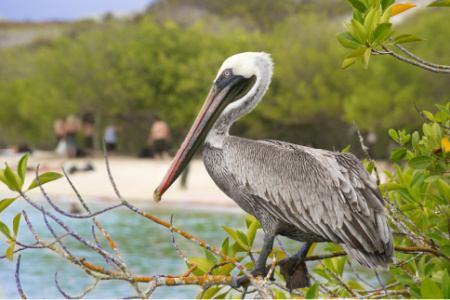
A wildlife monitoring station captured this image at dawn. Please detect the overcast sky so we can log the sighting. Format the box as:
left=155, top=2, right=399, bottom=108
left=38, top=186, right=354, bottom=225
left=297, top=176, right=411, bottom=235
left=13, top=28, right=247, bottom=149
left=0, top=0, right=156, bottom=22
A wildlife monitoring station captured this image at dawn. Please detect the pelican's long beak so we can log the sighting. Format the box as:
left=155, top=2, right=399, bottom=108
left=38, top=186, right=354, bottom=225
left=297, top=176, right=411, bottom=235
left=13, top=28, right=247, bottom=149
left=153, top=75, right=255, bottom=202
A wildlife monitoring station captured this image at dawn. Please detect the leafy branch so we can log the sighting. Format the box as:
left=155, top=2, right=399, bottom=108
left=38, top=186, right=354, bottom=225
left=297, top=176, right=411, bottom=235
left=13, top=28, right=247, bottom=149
left=338, top=0, right=450, bottom=71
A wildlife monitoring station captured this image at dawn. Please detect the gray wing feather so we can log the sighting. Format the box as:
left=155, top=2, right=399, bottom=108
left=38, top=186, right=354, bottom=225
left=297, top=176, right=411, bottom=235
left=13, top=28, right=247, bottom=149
left=223, top=137, right=393, bottom=265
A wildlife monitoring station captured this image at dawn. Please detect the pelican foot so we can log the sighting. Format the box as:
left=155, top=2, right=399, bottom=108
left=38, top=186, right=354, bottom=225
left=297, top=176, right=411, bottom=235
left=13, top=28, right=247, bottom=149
left=278, top=255, right=310, bottom=290
left=230, top=265, right=274, bottom=289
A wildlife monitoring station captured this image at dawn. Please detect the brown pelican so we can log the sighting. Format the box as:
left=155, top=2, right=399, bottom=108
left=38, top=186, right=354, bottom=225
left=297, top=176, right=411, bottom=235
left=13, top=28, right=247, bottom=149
left=154, top=52, right=394, bottom=290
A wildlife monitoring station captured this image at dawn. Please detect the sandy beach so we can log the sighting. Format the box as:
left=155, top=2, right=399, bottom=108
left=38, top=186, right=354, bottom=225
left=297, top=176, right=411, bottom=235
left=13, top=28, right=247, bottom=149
left=0, top=150, right=236, bottom=207
left=0, top=150, right=393, bottom=208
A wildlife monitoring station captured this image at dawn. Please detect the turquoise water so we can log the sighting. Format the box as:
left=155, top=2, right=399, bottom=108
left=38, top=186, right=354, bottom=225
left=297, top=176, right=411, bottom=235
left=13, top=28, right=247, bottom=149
left=0, top=197, right=391, bottom=298
left=0, top=198, right=302, bottom=299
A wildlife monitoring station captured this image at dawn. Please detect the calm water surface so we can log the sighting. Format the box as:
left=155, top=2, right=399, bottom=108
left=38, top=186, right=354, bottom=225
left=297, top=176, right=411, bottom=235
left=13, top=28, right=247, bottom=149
left=0, top=198, right=302, bottom=299
left=0, top=198, right=390, bottom=298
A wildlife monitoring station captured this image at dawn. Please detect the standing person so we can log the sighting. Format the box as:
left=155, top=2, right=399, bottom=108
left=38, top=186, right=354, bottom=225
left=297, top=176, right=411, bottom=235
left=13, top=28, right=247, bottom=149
left=147, top=117, right=171, bottom=160
left=53, top=118, right=66, bottom=156
left=83, top=113, right=95, bottom=156
left=82, top=113, right=95, bottom=171
left=104, top=124, right=119, bottom=154
left=65, top=115, right=81, bottom=158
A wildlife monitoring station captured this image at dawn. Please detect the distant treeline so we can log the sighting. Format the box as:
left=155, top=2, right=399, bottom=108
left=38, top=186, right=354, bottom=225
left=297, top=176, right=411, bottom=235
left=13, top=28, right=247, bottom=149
left=0, top=0, right=446, bottom=157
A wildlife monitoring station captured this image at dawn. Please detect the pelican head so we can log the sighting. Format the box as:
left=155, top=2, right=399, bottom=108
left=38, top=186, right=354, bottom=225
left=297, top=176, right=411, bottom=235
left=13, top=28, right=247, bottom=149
left=153, top=52, right=273, bottom=202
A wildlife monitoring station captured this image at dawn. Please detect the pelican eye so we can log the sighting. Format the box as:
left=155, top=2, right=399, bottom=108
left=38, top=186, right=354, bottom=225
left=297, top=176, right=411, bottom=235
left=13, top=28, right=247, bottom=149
left=223, top=69, right=232, bottom=78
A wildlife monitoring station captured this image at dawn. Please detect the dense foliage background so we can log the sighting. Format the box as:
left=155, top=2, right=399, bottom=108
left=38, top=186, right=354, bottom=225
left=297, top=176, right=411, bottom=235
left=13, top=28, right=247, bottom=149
left=0, top=0, right=446, bottom=156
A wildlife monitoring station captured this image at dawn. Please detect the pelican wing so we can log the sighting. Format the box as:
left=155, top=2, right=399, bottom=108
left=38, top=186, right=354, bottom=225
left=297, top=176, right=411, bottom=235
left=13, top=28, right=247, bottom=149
left=223, top=137, right=392, bottom=263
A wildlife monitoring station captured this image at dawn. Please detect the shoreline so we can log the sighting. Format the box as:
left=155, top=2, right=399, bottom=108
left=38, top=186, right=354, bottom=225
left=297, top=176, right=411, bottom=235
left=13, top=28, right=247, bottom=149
left=0, top=150, right=238, bottom=209
left=0, top=150, right=394, bottom=210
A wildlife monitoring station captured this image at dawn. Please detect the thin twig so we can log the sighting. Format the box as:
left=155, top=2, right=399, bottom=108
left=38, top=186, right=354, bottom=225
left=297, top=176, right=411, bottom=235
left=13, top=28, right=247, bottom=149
left=276, top=236, right=290, bottom=256
left=374, top=269, right=390, bottom=299
left=352, top=121, right=380, bottom=184
left=391, top=253, right=424, bottom=269
left=169, top=214, right=197, bottom=276
left=15, top=255, right=26, bottom=299
left=382, top=45, right=450, bottom=74
left=55, top=272, right=99, bottom=299
left=320, top=261, right=356, bottom=298
left=414, top=102, right=450, bottom=130
left=354, top=282, right=401, bottom=293
left=395, top=44, right=450, bottom=70
left=347, top=260, right=376, bottom=289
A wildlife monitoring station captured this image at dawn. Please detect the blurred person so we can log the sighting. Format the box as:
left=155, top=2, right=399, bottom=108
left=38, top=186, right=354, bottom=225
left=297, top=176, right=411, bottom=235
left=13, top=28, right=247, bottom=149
left=82, top=113, right=95, bottom=171
left=65, top=115, right=81, bottom=158
left=147, top=117, right=171, bottom=160
left=54, top=118, right=66, bottom=156
left=104, top=124, right=120, bottom=154
left=83, top=113, right=95, bottom=157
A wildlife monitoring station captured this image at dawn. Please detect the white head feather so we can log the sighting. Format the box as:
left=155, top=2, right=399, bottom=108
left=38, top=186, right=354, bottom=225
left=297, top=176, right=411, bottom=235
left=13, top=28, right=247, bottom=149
left=206, top=52, right=274, bottom=148
left=216, top=52, right=273, bottom=81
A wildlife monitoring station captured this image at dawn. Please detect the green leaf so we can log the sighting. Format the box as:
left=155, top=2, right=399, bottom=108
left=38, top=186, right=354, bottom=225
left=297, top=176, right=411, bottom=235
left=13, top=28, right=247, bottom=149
left=336, top=256, right=347, bottom=276
left=17, top=153, right=29, bottom=184
left=410, top=172, right=425, bottom=189
left=337, top=32, right=363, bottom=49
left=27, top=172, right=63, bottom=191
left=380, top=7, right=392, bottom=23
left=442, top=270, right=450, bottom=299
left=353, top=9, right=364, bottom=23
left=390, top=148, right=407, bottom=162
left=0, top=221, right=13, bottom=240
left=428, top=0, right=450, bottom=7
left=395, top=274, right=417, bottom=286
left=389, top=128, right=399, bottom=141
left=436, top=104, right=450, bottom=119
left=344, top=0, right=367, bottom=12
left=6, top=242, right=15, bottom=261
left=409, top=287, right=422, bottom=299
left=342, top=47, right=367, bottom=69
left=440, top=245, right=450, bottom=256
left=365, top=161, right=374, bottom=174
left=423, top=111, right=435, bottom=122
left=425, top=174, right=441, bottom=183
left=379, top=182, right=403, bottom=196
left=221, top=226, right=249, bottom=251
left=221, top=236, right=229, bottom=256
left=186, top=257, right=214, bottom=276
left=381, top=0, right=395, bottom=11
left=391, top=34, right=425, bottom=45
left=351, top=19, right=367, bottom=43
left=424, top=263, right=436, bottom=277
left=213, top=290, right=230, bottom=299
left=245, top=213, right=257, bottom=228
left=312, top=268, right=331, bottom=280
left=341, top=145, right=351, bottom=153
left=436, top=179, right=450, bottom=199
left=347, top=280, right=365, bottom=290
left=246, top=219, right=261, bottom=247
left=0, top=198, right=17, bottom=213
left=305, top=282, right=320, bottom=299
left=412, top=131, right=420, bottom=148
left=408, top=156, right=432, bottom=169
left=421, top=277, right=444, bottom=299
left=13, top=212, right=21, bottom=236
left=200, top=287, right=222, bottom=299
left=236, top=230, right=249, bottom=247
left=373, top=23, right=392, bottom=43
left=3, top=163, right=22, bottom=192
left=364, top=7, right=378, bottom=43
left=362, top=47, right=371, bottom=69
left=202, top=248, right=218, bottom=266
left=218, top=262, right=235, bottom=276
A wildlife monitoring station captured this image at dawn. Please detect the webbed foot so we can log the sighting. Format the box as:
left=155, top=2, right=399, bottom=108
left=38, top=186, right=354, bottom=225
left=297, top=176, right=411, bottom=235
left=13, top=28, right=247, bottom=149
left=278, top=255, right=310, bottom=290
